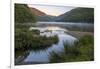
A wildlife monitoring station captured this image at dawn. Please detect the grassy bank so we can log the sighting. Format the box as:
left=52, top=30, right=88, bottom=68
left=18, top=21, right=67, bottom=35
left=15, top=27, right=59, bottom=51
left=50, top=35, right=94, bottom=63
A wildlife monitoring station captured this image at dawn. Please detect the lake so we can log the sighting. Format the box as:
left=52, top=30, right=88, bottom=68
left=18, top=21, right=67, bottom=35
left=15, top=22, right=94, bottom=65
left=19, top=22, right=93, bottom=32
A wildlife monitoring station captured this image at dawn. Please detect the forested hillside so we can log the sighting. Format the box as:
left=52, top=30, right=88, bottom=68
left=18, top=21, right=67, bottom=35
left=55, top=8, right=94, bottom=23
left=15, top=4, right=36, bottom=23
left=15, top=4, right=94, bottom=23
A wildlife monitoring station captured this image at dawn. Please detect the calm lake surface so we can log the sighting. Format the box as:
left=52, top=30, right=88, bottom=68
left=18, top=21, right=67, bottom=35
left=15, top=22, right=94, bottom=64
left=36, top=22, right=94, bottom=32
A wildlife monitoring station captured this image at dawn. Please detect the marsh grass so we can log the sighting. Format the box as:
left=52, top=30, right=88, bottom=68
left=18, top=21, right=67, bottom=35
left=50, top=35, right=94, bottom=63
left=15, top=26, right=59, bottom=51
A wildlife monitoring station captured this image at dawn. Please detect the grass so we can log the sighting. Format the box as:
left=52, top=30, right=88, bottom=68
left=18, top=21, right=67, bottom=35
left=50, top=35, right=94, bottom=63
left=15, top=26, right=59, bottom=51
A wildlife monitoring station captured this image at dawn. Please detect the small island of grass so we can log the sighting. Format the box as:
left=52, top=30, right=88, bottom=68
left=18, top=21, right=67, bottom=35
left=15, top=27, right=59, bottom=51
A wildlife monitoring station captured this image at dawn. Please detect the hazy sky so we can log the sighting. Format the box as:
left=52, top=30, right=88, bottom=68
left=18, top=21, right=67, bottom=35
left=28, top=5, right=76, bottom=16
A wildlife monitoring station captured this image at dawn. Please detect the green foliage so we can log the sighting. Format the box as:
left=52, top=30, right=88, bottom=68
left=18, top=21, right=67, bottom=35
left=31, top=29, right=40, bottom=35
left=50, top=52, right=66, bottom=63
left=15, top=27, right=59, bottom=51
left=50, top=35, right=94, bottom=63
left=15, top=50, right=30, bottom=65
left=15, top=4, right=36, bottom=23
left=56, top=8, right=94, bottom=23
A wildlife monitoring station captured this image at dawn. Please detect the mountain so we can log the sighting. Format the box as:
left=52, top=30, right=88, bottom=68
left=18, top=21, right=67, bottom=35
left=29, top=7, right=56, bottom=21
left=29, top=8, right=46, bottom=16
left=15, top=4, right=36, bottom=23
left=55, top=7, right=94, bottom=23
left=15, top=4, right=94, bottom=23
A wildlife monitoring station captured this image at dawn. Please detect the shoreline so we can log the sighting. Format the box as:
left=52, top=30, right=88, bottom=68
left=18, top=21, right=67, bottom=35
left=66, top=31, right=94, bottom=39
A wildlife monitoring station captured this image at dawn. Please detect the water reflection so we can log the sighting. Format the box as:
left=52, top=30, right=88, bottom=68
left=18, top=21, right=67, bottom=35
left=23, top=26, right=77, bottom=64
left=36, top=22, right=94, bottom=32
left=15, top=22, right=93, bottom=64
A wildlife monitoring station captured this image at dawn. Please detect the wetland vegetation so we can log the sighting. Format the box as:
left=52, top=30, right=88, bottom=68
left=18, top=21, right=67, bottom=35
left=15, top=4, right=94, bottom=65
left=50, top=35, right=94, bottom=63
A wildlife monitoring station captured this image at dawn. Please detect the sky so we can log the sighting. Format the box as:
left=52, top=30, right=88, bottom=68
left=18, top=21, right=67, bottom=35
left=28, top=4, right=76, bottom=16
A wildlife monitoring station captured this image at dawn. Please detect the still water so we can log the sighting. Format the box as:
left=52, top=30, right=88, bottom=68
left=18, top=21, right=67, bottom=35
left=16, top=22, right=93, bottom=64
left=23, top=26, right=77, bottom=64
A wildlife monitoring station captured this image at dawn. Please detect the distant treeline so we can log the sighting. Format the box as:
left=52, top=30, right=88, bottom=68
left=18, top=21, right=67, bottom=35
left=15, top=4, right=36, bottom=23
left=55, top=8, right=94, bottom=23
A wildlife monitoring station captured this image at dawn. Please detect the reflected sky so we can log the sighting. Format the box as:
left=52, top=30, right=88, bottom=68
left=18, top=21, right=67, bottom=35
left=24, top=26, right=77, bottom=63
